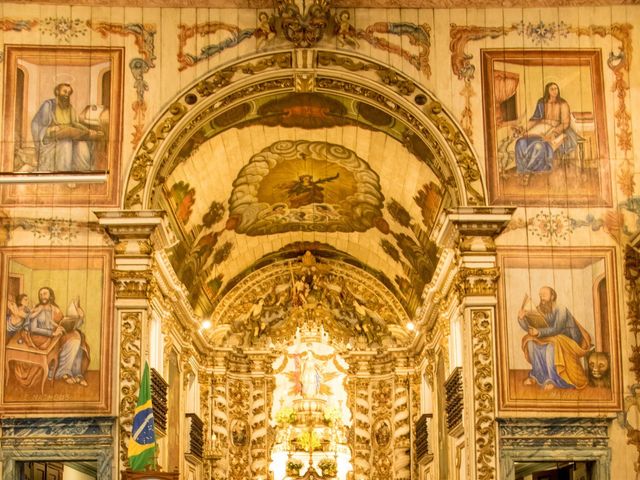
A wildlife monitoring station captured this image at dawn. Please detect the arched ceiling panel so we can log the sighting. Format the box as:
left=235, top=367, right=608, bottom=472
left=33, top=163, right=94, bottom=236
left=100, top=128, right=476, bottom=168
left=162, top=122, right=446, bottom=318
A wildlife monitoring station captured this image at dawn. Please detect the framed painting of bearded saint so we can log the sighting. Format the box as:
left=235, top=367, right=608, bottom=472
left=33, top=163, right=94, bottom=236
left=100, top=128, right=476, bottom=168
left=481, top=49, right=611, bottom=207
left=1, top=45, right=124, bottom=206
left=496, top=248, right=621, bottom=412
left=0, top=248, right=113, bottom=414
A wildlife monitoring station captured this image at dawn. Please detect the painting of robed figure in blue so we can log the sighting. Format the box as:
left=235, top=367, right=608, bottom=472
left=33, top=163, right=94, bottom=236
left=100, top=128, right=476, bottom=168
left=496, top=248, right=621, bottom=412
left=482, top=49, right=611, bottom=207
left=1, top=45, right=124, bottom=206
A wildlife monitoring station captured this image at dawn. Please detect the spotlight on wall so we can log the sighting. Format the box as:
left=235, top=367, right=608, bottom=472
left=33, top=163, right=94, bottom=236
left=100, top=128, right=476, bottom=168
left=406, top=321, right=415, bottom=331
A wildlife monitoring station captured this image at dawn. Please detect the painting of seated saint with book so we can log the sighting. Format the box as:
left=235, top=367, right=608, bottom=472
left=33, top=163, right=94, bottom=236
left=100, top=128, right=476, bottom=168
left=497, top=248, right=621, bottom=412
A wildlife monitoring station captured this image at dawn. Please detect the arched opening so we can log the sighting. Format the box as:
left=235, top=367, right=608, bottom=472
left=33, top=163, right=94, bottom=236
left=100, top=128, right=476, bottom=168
left=122, top=47, right=488, bottom=480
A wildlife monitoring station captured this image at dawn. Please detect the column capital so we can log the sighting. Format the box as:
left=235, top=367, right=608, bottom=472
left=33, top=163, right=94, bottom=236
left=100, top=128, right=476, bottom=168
left=436, top=206, right=515, bottom=252
left=95, top=210, right=167, bottom=257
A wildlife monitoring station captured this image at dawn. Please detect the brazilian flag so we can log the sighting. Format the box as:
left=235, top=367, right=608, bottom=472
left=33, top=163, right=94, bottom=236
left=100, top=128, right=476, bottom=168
left=128, top=362, right=157, bottom=471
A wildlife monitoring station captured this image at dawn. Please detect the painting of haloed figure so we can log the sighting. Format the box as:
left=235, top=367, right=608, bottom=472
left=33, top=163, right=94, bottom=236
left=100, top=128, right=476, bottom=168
left=482, top=49, right=610, bottom=207
left=496, top=248, right=621, bottom=412
left=1, top=45, right=124, bottom=206
left=0, top=249, right=113, bottom=413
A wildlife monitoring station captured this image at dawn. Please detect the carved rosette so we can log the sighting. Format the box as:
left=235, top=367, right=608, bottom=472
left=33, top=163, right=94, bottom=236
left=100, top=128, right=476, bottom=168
left=471, top=310, right=496, bottom=480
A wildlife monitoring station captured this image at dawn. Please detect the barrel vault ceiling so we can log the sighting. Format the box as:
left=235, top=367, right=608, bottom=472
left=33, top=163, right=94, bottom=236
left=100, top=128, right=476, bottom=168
left=156, top=91, right=450, bottom=322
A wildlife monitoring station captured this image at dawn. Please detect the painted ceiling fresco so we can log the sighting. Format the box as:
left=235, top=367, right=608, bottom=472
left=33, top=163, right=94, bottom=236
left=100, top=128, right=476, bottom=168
left=161, top=93, right=449, bottom=318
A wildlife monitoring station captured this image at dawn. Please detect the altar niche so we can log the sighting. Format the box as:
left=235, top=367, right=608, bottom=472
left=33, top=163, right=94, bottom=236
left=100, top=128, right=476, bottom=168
left=270, top=321, right=352, bottom=480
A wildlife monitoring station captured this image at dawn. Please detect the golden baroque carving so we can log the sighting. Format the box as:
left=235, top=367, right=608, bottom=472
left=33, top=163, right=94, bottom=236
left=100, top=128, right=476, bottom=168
left=471, top=309, right=496, bottom=480
left=112, top=269, right=154, bottom=299
left=371, top=379, right=393, bottom=480
left=317, top=51, right=416, bottom=96
left=228, top=378, right=251, bottom=480
left=456, top=267, right=500, bottom=297
left=119, top=311, right=143, bottom=465
left=623, top=245, right=640, bottom=473
left=420, top=347, right=436, bottom=387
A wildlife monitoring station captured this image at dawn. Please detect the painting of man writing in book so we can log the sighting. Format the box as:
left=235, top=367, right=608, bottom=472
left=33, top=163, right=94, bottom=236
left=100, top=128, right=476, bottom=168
left=481, top=49, right=610, bottom=206
left=513, top=82, right=579, bottom=184
left=518, top=286, right=591, bottom=391
left=497, top=248, right=621, bottom=412
left=1, top=249, right=112, bottom=414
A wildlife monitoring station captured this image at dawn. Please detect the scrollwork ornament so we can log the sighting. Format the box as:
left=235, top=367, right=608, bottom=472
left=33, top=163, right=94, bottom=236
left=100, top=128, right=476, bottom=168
left=119, top=312, right=142, bottom=464
left=471, top=309, right=496, bottom=480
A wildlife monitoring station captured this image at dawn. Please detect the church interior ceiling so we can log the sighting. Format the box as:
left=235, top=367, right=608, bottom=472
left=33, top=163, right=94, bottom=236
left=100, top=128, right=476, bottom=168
left=158, top=92, right=449, bottom=320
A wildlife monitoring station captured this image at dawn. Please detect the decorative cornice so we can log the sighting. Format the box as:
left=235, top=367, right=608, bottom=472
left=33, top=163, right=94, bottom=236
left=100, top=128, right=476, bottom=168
left=6, top=0, right=634, bottom=7
left=498, top=417, right=610, bottom=449
left=96, top=210, right=165, bottom=243
left=443, top=207, right=515, bottom=242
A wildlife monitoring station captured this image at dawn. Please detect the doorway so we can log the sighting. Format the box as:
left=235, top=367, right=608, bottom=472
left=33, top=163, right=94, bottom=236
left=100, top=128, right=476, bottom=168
left=17, top=461, right=97, bottom=480
left=515, top=461, right=595, bottom=480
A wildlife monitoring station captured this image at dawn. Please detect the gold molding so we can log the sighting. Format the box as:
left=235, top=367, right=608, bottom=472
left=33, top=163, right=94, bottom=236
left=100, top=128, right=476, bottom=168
left=455, top=267, right=500, bottom=297
left=471, top=309, right=496, bottom=480
left=112, top=269, right=154, bottom=299
left=119, top=311, right=143, bottom=466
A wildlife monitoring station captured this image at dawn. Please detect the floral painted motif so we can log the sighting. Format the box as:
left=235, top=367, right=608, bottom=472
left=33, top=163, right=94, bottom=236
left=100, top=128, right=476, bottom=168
left=516, top=21, right=569, bottom=45
left=40, top=17, right=87, bottom=41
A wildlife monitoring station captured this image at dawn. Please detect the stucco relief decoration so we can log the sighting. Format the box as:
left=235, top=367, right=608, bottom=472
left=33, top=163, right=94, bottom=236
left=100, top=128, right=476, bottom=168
left=472, top=310, right=497, bottom=480
left=211, top=253, right=409, bottom=350
left=227, top=140, right=386, bottom=236
left=622, top=244, right=640, bottom=473
left=176, top=7, right=430, bottom=77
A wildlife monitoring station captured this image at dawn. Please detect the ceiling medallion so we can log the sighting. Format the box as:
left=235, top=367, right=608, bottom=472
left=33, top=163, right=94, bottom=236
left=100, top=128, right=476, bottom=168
left=276, top=0, right=332, bottom=48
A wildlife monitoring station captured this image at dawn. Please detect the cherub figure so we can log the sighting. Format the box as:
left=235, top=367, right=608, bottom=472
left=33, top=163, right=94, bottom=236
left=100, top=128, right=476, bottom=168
left=334, top=10, right=359, bottom=48
left=255, top=11, right=276, bottom=49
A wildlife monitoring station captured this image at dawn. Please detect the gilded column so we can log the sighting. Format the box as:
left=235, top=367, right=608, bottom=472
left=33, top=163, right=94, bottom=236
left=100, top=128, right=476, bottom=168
left=96, top=210, right=164, bottom=472
left=444, top=207, right=514, bottom=480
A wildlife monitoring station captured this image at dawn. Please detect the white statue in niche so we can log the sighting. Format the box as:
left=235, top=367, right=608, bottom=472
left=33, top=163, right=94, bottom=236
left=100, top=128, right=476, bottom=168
left=300, top=352, right=322, bottom=398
